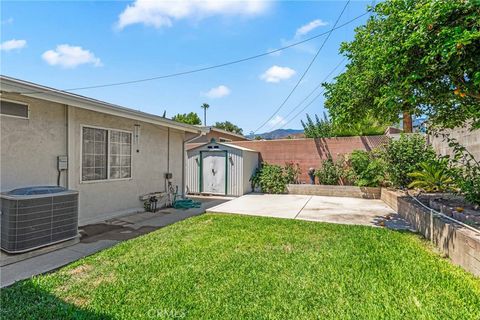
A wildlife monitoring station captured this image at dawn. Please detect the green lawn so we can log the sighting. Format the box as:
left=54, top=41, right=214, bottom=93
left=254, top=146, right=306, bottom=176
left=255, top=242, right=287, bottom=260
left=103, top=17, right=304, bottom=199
left=2, top=214, right=479, bottom=319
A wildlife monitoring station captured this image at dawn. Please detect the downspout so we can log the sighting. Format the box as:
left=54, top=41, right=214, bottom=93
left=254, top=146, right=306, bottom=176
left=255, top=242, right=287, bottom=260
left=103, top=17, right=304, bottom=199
left=182, top=130, right=205, bottom=197
left=165, top=127, right=170, bottom=194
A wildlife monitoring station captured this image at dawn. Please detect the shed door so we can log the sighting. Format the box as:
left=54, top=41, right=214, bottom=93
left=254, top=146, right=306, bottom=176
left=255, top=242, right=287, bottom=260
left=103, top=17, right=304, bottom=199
left=202, top=151, right=226, bottom=195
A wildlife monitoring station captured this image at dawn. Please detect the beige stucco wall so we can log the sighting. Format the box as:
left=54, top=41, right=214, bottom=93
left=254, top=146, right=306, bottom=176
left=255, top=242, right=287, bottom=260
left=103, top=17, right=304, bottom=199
left=1, top=93, right=67, bottom=191
left=1, top=94, right=186, bottom=226
left=68, top=107, right=185, bottom=225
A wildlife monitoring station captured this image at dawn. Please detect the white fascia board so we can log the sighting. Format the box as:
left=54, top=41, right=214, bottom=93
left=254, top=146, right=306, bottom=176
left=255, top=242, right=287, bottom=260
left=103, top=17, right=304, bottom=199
left=1, top=76, right=206, bottom=134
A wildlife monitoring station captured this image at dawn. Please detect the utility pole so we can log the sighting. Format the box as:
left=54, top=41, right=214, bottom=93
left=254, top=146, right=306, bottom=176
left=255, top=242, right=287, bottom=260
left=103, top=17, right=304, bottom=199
left=201, top=103, right=210, bottom=126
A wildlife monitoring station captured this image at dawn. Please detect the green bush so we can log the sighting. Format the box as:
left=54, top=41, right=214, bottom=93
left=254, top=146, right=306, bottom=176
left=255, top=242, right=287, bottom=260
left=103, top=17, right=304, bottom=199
left=284, top=162, right=301, bottom=184
left=407, top=159, right=455, bottom=193
left=382, top=134, right=436, bottom=188
left=315, top=157, right=344, bottom=185
left=442, top=136, right=480, bottom=206
left=250, top=162, right=301, bottom=194
left=349, top=150, right=386, bottom=187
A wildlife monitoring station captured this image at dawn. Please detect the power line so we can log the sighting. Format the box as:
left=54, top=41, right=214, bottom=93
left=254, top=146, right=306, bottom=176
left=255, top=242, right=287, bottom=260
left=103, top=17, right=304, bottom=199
left=269, top=58, right=346, bottom=131
left=276, top=66, right=346, bottom=130
left=252, top=0, right=351, bottom=134
left=275, top=0, right=377, bottom=131
left=16, top=10, right=369, bottom=95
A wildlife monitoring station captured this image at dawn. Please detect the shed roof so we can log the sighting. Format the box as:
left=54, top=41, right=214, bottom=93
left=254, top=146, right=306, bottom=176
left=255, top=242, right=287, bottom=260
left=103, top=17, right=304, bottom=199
left=188, top=140, right=258, bottom=153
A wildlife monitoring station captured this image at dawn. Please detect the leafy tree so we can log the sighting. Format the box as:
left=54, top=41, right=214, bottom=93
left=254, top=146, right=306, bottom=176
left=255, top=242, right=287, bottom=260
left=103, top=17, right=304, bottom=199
left=301, top=113, right=333, bottom=138
left=323, top=0, right=480, bottom=132
left=172, top=112, right=202, bottom=125
left=213, top=121, right=244, bottom=135
left=301, top=113, right=386, bottom=138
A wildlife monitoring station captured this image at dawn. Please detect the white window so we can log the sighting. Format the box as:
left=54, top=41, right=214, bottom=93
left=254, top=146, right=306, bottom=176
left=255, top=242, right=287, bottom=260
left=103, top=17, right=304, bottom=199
left=0, top=100, right=29, bottom=119
left=109, top=130, right=132, bottom=179
left=81, top=126, right=132, bottom=182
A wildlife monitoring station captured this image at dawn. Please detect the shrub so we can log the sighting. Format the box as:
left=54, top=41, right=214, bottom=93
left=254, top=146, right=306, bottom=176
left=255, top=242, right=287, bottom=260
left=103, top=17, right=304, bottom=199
left=407, top=159, right=455, bottom=193
left=382, top=134, right=436, bottom=188
left=284, top=162, right=301, bottom=184
left=315, top=158, right=343, bottom=185
left=349, top=150, right=386, bottom=187
left=250, top=162, right=301, bottom=194
left=442, top=136, right=480, bottom=206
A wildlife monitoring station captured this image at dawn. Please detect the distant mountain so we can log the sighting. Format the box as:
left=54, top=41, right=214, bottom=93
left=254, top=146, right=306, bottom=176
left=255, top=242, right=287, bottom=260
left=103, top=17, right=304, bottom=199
left=247, top=129, right=304, bottom=140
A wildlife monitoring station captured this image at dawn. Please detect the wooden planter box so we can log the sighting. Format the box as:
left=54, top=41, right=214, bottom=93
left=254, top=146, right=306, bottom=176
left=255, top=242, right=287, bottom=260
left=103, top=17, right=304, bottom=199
left=286, top=184, right=381, bottom=199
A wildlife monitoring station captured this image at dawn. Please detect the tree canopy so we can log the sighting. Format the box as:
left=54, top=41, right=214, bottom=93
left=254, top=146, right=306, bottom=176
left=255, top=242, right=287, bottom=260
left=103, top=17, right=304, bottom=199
left=172, top=112, right=202, bottom=125
left=213, top=121, right=243, bottom=135
left=301, top=113, right=387, bottom=138
left=323, top=0, right=480, bottom=131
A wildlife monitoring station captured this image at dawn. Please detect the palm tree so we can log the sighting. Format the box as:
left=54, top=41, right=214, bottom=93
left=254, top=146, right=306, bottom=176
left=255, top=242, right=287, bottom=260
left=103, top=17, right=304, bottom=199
left=201, top=103, right=210, bottom=126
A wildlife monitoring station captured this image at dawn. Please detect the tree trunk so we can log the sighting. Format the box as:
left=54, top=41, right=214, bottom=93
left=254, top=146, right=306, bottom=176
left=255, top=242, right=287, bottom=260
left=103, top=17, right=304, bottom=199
left=403, top=111, right=413, bottom=133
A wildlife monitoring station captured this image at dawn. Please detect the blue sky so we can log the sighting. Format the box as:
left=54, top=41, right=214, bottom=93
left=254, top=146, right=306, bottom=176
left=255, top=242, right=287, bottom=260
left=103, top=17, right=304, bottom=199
left=1, top=0, right=372, bottom=134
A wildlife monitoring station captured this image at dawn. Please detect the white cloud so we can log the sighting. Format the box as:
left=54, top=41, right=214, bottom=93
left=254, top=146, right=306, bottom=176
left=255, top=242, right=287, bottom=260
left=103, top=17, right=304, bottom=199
left=204, top=85, right=231, bottom=99
left=42, top=45, right=102, bottom=68
left=268, top=115, right=286, bottom=127
left=260, top=65, right=296, bottom=83
left=295, top=19, right=328, bottom=37
left=116, top=0, right=271, bottom=29
left=1, top=17, right=14, bottom=25
left=0, top=39, right=26, bottom=51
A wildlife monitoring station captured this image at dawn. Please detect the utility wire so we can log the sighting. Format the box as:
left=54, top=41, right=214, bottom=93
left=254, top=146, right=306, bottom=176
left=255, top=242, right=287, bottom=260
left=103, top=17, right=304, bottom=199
left=273, top=0, right=376, bottom=131
left=276, top=64, right=346, bottom=130
left=14, top=10, right=369, bottom=95
left=269, top=57, right=346, bottom=131
left=252, top=0, right=351, bottom=134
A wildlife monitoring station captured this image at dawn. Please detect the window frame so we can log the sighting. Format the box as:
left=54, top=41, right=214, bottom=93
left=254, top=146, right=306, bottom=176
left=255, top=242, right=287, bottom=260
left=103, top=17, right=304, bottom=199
left=0, top=99, right=30, bottom=119
left=80, top=124, right=133, bottom=183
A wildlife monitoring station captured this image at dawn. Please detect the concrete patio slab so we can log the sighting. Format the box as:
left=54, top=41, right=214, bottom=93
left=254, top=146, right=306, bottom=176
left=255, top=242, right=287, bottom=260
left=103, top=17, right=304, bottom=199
left=297, top=196, right=396, bottom=226
left=209, top=193, right=399, bottom=227
left=208, top=194, right=312, bottom=219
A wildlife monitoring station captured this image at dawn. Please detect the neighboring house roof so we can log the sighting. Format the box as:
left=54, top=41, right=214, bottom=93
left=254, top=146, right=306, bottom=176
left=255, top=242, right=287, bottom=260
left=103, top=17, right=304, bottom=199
left=0, top=75, right=206, bottom=134
left=194, top=126, right=250, bottom=140
left=384, top=126, right=403, bottom=135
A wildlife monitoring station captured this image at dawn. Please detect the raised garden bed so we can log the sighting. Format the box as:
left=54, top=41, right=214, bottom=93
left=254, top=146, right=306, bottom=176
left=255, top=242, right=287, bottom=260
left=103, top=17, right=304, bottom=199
left=426, top=195, right=480, bottom=228
left=380, top=188, right=480, bottom=277
left=287, top=184, right=381, bottom=199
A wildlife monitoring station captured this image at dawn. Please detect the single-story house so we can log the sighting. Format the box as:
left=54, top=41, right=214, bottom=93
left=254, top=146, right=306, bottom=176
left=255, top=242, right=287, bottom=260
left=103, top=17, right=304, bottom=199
left=186, top=140, right=259, bottom=196
left=0, top=76, right=205, bottom=226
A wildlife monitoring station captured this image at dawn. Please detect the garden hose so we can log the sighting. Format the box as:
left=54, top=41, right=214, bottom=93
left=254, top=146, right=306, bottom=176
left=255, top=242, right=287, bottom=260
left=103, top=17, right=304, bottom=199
left=170, top=185, right=202, bottom=209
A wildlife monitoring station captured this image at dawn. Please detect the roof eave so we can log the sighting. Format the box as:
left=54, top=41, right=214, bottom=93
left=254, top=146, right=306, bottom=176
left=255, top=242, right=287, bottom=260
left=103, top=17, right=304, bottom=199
left=0, top=76, right=205, bottom=134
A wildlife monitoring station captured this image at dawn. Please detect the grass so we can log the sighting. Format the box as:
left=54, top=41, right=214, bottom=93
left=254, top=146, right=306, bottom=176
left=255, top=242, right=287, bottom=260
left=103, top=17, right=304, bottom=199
left=1, top=213, right=479, bottom=319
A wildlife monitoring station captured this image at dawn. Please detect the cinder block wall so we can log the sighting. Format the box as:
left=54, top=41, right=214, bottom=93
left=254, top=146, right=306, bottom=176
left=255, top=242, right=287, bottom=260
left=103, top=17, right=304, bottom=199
left=382, top=188, right=480, bottom=277
left=430, top=126, right=480, bottom=160
left=229, top=136, right=388, bottom=183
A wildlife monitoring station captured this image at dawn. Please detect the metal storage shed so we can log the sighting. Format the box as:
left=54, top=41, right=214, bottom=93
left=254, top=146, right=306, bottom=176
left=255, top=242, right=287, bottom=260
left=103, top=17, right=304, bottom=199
left=186, top=140, right=259, bottom=196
